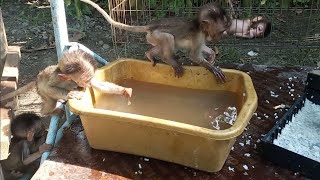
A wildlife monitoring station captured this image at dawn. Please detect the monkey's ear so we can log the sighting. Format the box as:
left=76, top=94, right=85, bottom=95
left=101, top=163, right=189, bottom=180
left=58, top=73, right=71, bottom=80
left=200, top=20, right=210, bottom=29
left=253, top=16, right=263, bottom=22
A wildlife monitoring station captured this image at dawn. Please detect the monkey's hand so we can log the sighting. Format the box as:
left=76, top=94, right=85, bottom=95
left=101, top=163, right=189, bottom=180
left=39, top=143, right=53, bottom=154
left=210, top=66, right=226, bottom=83
left=67, top=90, right=84, bottom=100
left=173, top=66, right=184, bottom=78
left=122, top=88, right=133, bottom=98
left=10, top=170, right=24, bottom=178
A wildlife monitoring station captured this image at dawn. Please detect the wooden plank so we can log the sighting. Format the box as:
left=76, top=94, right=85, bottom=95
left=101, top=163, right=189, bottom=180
left=0, top=8, right=8, bottom=77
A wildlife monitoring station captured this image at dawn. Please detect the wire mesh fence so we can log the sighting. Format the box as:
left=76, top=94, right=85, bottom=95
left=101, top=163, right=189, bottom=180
left=107, top=0, right=320, bottom=61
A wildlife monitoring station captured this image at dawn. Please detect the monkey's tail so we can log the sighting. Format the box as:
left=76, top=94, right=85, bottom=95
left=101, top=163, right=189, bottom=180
left=80, top=0, right=148, bottom=33
left=0, top=81, right=36, bottom=101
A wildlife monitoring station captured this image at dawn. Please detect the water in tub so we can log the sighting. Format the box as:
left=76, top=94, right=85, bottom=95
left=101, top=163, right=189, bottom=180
left=94, top=79, right=241, bottom=130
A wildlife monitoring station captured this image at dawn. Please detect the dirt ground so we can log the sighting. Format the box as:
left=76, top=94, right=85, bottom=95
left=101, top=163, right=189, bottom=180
left=1, top=1, right=320, bottom=116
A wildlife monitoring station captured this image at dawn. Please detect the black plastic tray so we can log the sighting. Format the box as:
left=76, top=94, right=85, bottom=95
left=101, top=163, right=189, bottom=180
left=262, top=70, right=320, bottom=179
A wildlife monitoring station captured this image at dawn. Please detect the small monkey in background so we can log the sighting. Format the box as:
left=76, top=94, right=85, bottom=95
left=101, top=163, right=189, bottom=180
left=224, top=16, right=271, bottom=38
left=80, top=0, right=230, bottom=83
left=0, top=112, right=52, bottom=180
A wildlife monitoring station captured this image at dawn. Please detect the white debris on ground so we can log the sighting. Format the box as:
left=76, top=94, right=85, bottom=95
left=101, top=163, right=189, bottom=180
left=270, top=91, right=279, bottom=98
left=244, top=153, right=251, bottom=157
left=211, top=119, right=220, bottom=130
left=243, top=165, right=249, bottom=170
left=273, top=99, right=320, bottom=162
left=143, top=158, right=149, bottom=162
left=274, top=104, right=286, bottom=109
left=228, top=166, right=235, bottom=172
left=247, top=51, right=258, bottom=57
left=212, top=107, right=237, bottom=130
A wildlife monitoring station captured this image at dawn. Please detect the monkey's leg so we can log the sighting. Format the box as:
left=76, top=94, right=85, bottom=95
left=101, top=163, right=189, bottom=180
left=190, top=49, right=226, bottom=83
left=145, top=32, right=160, bottom=66
left=202, top=45, right=218, bottom=64
left=145, top=46, right=161, bottom=66
left=158, top=33, right=184, bottom=77
left=40, top=99, right=64, bottom=116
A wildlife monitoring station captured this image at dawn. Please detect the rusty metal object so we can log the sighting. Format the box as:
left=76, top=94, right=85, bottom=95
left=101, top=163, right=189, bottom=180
left=33, top=65, right=314, bottom=179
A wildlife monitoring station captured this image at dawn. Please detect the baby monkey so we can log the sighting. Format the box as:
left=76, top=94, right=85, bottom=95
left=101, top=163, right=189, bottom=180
left=1, top=50, right=132, bottom=116
left=80, top=0, right=230, bottom=83
left=224, top=16, right=271, bottom=38
left=0, top=112, right=51, bottom=180
left=1, top=51, right=95, bottom=116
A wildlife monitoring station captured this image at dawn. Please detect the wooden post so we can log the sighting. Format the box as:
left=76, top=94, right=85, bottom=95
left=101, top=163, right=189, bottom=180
left=0, top=8, right=8, bottom=77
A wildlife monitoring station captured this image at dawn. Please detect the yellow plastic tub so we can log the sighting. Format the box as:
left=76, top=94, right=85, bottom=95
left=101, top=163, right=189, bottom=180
left=69, top=59, right=258, bottom=172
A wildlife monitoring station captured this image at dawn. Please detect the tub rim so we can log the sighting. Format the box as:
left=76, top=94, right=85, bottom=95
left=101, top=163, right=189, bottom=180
left=69, top=59, right=258, bottom=140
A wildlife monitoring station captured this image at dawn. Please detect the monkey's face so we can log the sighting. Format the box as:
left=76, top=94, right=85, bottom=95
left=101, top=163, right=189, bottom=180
left=72, top=73, right=94, bottom=88
left=207, top=19, right=229, bottom=42
left=249, top=23, right=266, bottom=38
left=26, top=128, right=35, bottom=142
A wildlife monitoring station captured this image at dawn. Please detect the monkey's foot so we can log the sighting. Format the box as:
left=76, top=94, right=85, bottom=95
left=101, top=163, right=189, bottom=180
left=10, top=170, right=23, bottom=178
left=173, top=66, right=184, bottom=78
left=145, top=52, right=157, bottom=67
left=211, top=66, right=226, bottom=83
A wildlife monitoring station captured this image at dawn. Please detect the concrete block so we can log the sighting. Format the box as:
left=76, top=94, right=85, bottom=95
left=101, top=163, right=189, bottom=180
left=5, top=46, right=21, bottom=67
left=0, top=108, right=11, bottom=160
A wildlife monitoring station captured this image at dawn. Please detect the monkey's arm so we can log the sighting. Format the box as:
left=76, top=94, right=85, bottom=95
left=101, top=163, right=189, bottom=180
left=45, top=86, right=72, bottom=101
left=22, top=143, right=52, bottom=165
left=21, top=142, right=41, bottom=166
left=233, top=32, right=253, bottom=39
left=22, top=152, right=42, bottom=166
left=201, top=45, right=218, bottom=64
left=190, top=47, right=226, bottom=83
left=91, top=78, right=132, bottom=98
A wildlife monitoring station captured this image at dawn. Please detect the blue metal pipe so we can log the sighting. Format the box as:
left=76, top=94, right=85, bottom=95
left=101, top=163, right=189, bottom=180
left=68, top=42, right=109, bottom=65
left=41, top=0, right=69, bottom=164
left=54, top=104, right=78, bottom=144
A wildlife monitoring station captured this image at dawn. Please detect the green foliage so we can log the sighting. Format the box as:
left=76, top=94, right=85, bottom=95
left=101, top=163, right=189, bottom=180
left=148, top=0, right=198, bottom=18
left=259, top=0, right=312, bottom=8
left=65, top=0, right=108, bottom=20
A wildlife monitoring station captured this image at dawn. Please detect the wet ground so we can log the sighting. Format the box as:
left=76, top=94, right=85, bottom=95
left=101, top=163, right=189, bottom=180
left=33, top=64, right=316, bottom=180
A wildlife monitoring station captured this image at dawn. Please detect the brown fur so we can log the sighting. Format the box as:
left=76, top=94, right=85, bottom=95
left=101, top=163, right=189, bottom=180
left=80, top=0, right=229, bottom=83
left=0, top=50, right=96, bottom=116
left=0, top=112, right=49, bottom=179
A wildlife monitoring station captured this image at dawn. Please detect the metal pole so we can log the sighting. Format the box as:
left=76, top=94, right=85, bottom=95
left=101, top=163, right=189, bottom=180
left=40, top=0, right=70, bottom=163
